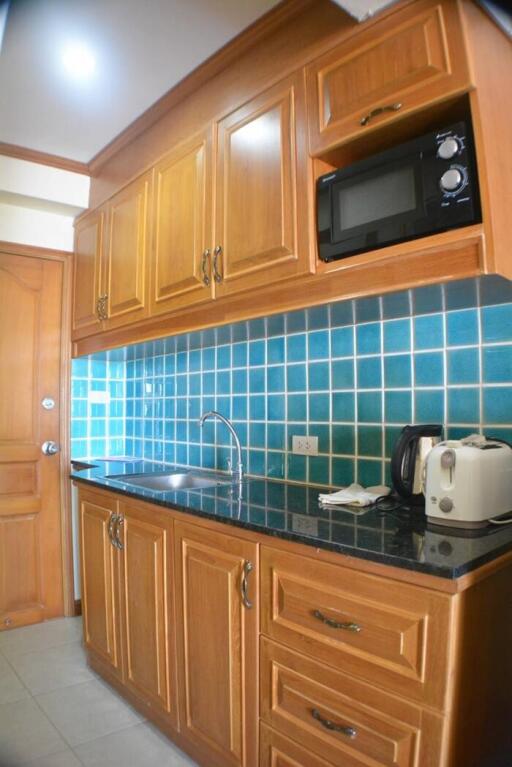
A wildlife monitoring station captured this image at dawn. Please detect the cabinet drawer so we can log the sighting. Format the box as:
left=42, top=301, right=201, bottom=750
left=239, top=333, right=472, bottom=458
left=306, top=0, right=471, bottom=153
left=261, top=547, right=453, bottom=710
left=260, top=722, right=335, bottom=767
left=261, top=639, right=445, bottom=767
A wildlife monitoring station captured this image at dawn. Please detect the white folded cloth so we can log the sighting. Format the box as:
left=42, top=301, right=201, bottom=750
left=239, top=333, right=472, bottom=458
left=318, top=483, right=390, bottom=508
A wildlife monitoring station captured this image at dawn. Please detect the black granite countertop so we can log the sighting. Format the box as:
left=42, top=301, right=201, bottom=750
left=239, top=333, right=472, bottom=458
left=70, top=459, right=512, bottom=579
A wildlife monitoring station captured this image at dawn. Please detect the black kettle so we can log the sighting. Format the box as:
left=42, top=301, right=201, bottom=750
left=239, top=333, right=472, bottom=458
left=391, top=424, right=443, bottom=503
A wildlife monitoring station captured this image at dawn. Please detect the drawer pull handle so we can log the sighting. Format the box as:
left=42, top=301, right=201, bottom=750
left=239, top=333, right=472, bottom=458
left=360, top=102, right=402, bottom=126
left=108, top=513, right=117, bottom=546
left=240, top=560, right=254, bottom=609
left=201, top=248, right=211, bottom=286
left=313, top=609, right=361, bottom=633
left=312, top=708, right=357, bottom=739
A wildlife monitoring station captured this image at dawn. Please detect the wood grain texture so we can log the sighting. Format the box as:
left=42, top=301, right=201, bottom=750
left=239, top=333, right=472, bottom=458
left=72, top=209, right=104, bottom=339
left=260, top=722, right=336, bottom=767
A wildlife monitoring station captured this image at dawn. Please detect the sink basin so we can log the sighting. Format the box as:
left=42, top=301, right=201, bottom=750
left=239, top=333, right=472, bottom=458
left=107, top=470, right=233, bottom=492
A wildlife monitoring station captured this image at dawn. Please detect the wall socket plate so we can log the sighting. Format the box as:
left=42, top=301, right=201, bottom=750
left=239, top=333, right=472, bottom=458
left=292, top=435, right=319, bottom=456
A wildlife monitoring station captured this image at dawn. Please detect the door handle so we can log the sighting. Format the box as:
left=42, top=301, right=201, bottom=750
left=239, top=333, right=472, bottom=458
left=212, top=245, right=223, bottom=283
left=108, top=513, right=117, bottom=546
left=113, top=515, right=124, bottom=550
left=41, top=441, right=60, bottom=456
left=240, top=560, right=254, bottom=609
left=201, top=249, right=211, bottom=286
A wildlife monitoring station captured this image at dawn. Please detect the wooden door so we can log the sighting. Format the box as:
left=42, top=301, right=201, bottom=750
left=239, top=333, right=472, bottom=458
left=215, top=71, right=312, bottom=297
left=118, top=501, right=177, bottom=726
left=151, top=129, right=214, bottom=315
left=175, top=520, right=258, bottom=767
left=72, top=209, right=104, bottom=340
left=306, top=0, right=471, bottom=153
left=103, top=170, right=152, bottom=330
left=0, top=252, right=64, bottom=630
left=79, top=489, right=121, bottom=674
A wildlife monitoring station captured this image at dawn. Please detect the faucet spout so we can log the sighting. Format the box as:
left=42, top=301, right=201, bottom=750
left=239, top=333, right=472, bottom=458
left=198, top=410, right=244, bottom=481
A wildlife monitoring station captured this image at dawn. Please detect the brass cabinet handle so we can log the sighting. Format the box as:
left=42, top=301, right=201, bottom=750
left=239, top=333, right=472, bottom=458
left=360, top=102, right=402, bottom=126
left=313, top=609, right=361, bottom=633
left=97, top=294, right=108, bottom=320
left=240, top=560, right=254, bottom=609
left=201, top=249, right=211, bottom=286
left=212, top=245, right=223, bottom=283
left=96, top=297, right=103, bottom=321
left=113, top=515, right=124, bottom=550
left=108, top=513, right=117, bottom=546
left=312, top=708, right=357, bottom=739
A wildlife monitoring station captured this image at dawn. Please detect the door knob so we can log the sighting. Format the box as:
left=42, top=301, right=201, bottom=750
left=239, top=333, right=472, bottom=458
left=41, top=441, right=60, bottom=456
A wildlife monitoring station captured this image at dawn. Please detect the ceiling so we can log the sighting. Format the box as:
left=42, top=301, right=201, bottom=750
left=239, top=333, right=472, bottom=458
left=0, top=0, right=394, bottom=164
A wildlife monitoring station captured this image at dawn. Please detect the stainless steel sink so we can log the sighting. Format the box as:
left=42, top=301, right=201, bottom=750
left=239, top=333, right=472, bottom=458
left=106, top=470, right=233, bottom=492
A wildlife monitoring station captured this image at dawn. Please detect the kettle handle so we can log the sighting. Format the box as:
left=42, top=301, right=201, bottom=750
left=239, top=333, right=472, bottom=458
left=391, top=424, right=442, bottom=500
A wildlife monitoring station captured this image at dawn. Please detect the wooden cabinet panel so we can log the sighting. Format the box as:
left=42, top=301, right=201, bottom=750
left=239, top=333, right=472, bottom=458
left=175, top=520, right=258, bottom=767
left=104, top=171, right=152, bottom=329
left=151, top=130, right=214, bottom=314
left=260, top=723, right=335, bottom=767
left=118, top=501, right=177, bottom=726
left=261, top=546, right=453, bottom=710
left=79, top=490, right=121, bottom=675
left=72, top=209, right=103, bottom=339
left=215, top=71, right=312, bottom=296
left=261, top=638, right=444, bottom=767
left=307, top=0, right=471, bottom=153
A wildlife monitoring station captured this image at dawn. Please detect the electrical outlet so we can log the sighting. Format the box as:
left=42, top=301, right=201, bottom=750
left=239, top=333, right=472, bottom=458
left=292, top=435, right=319, bottom=456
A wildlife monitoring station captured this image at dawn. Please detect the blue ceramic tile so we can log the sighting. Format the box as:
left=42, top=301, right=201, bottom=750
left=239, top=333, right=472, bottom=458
left=331, top=457, right=355, bottom=487
left=267, top=337, right=285, bottom=364
left=308, top=424, right=330, bottom=453
left=249, top=450, right=265, bottom=475
left=411, top=283, right=443, bottom=315
left=383, top=319, right=411, bottom=353
left=267, top=366, right=285, bottom=393
left=267, top=314, right=285, bottom=337
left=267, top=452, right=284, bottom=479
left=330, top=300, right=353, bottom=328
left=413, top=314, right=444, bottom=350
left=483, top=346, right=512, bottom=383
left=308, top=362, right=329, bottom=391
left=332, top=425, right=355, bottom=455
left=331, top=327, right=354, bottom=358
left=309, top=393, right=329, bottom=422
left=287, top=454, right=307, bottom=482
left=382, top=291, right=410, bottom=319
left=308, top=330, right=329, bottom=360
left=232, top=342, right=247, bottom=368
left=414, top=352, right=444, bottom=391
left=356, top=323, right=381, bottom=355
left=189, top=373, right=201, bottom=395
left=385, top=426, right=403, bottom=458
left=249, top=422, right=266, bottom=448
left=357, top=459, right=382, bottom=487
left=357, top=391, right=382, bottom=423
left=447, top=388, right=479, bottom=423
left=287, top=394, right=307, bottom=422
left=332, top=359, right=354, bottom=389
left=232, top=369, right=247, bottom=394
left=267, top=395, right=285, bottom=421
left=249, top=340, right=265, bottom=366
left=232, top=396, right=247, bottom=421
left=358, top=426, right=382, bottom=457
left=249, top=395, right=265, bottom=421
left=446, top=309, right=479, bottom=347
left=355, top=296, right=380, bottom=323
left=357, top=357, right=381, bottom=389
left=286, top=334, right=306, bottom=363
left=481, top=304, right=512, bottom=343
left=249, top=318, right=266, bottom=340
left=307, top=305, right=329, bottom=330
left=203, top=372, right=215, bottom=395
left=415, top=390, right=444, bottom=423
left=286, top=364, right=306, bottom=392
left=267, top=423, right=285, bottom=450
left=483, top=387, right=512, bottom=424
left=249, top=368, right=265, bottom=393
left=309, top=456, right=329, bottom=485
left=202, top=347, right=215, bottom=370
left=332, top=392, right=355, bottom=422
left=384, top=355, right=411, bottom=388
left=385, top=391, right=412, bottom=423
left=286, top=310, right=306, bottom=334
left=73, top=358, right=89, bottom=377
left=445, top=279, right=478, bottom=311
left=447, top=348, right=479, bottom=384
left=287, top=424, right=306, bottom=450
left=480, top=277, right=512, bottom=308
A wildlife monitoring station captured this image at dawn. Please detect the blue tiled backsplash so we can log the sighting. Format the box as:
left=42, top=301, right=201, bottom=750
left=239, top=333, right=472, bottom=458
left=71, top=276, right=512, bottom=488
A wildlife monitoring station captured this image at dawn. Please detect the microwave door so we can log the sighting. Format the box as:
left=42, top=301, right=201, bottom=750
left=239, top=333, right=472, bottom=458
left=330, top=156, right=425, bottom=258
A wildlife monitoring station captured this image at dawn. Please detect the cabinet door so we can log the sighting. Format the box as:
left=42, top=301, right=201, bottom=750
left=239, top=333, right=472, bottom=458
left=151, top=129, right=214, bottom=315
left=79, top=489, right=121, bottom=675
left=215, top=71, right=312, bottom=297
left=260, top=723, right=335, bottom=767
left=103, top=170, right=152, bottom=330
left=175, top=521, right=258, bottom=767
left=307, top=0, right=471, bottom=153
left=118, top=501, right=177, bottom=727
left=72, top=209, right=104, bottom=339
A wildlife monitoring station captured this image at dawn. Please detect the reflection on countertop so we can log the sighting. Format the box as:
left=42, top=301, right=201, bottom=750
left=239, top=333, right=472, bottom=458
left=70, top=459, right=512, bottom=579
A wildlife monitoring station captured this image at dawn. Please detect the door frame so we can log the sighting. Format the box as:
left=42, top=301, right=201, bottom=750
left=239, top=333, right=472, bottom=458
left=0, top=240, right=75, bottom=618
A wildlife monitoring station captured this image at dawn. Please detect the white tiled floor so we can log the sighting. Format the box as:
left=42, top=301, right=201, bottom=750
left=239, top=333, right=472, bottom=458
left=0, top=617, right=198, bottom=766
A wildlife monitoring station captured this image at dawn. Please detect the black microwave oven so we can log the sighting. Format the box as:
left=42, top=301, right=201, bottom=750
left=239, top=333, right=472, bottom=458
left=317, top=121, right=480, bottom=262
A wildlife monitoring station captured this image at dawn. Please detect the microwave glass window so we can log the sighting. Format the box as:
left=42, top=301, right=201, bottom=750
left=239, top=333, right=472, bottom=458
left=337, top=166, right=416, bottom=231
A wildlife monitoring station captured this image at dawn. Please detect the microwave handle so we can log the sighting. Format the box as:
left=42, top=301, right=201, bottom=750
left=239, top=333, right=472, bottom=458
left=360, top=103, right=402, bottom=127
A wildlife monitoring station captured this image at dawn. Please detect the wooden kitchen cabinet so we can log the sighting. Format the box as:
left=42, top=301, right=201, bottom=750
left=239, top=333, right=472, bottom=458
left=79, top=489, right=122, bottom=676
left=72, top=208, right=104, bottom=339
left=306, top=0, right=472, bottom=154
left=214, top=71, right=312, bottom=296
left=174, top=520, right=258, bottom=767
left=150, top=128, right=214, bottom=315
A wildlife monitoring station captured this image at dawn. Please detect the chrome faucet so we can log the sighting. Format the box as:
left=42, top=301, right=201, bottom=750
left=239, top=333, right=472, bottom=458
left=198, top=410, right=244, bottom=481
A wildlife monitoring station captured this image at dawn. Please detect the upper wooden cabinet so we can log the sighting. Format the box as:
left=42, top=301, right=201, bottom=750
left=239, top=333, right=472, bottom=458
left=72, top=208, right=104, bottom=339
left=150, top=129, right=214, bottom=315
left=306, top=0, right=472, bottom=154
left=214, top=71, right=312, bottom=296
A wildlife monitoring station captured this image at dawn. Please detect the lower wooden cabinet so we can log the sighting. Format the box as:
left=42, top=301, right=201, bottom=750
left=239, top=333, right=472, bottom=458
left=174, top=520, right=258, bottom=767
left=260, top=723, right=336, bottom=767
